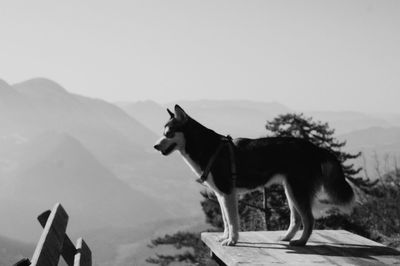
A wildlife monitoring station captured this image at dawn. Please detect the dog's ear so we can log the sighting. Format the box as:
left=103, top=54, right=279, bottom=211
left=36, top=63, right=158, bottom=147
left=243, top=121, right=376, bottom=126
left=174, top=104, right=188, bottom=122
left=167, top=108, right=174, bottom=118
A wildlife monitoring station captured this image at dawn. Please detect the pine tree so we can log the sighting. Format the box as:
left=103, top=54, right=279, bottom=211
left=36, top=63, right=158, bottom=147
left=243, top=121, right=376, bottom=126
left=265, top=113, right=376, bottom=191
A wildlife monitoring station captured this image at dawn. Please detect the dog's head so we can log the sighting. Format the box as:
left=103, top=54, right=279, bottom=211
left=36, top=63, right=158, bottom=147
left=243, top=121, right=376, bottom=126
left=153, top=105, right=189, bottom=156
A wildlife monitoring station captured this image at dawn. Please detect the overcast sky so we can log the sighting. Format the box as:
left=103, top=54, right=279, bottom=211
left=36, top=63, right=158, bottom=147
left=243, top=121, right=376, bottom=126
left=0, top=0, right=399, bottom=112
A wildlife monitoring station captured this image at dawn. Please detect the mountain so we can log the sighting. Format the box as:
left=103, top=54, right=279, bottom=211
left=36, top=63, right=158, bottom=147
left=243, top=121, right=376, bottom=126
left=339, top=127, right=400, bottom=177
left=0, top=78, right=203, bottom=245
left=169, top=100, right=292, bottom=138
left=116, top=100, right=166, bottom=134
left=0, top=79, right=22, bottom=102
left=82, top=216, right=208, bottom=266
left=11, top=78, right=157, bottom=165
left=0, top=132, right=169, bottom=242
left=0, top=235, right=33, bottom=266
left=340, top=126, right=400, bottom=150
left=118, top=99, right=400, bottom=137
left=117, top=100, right=292, bottom=138
left=0, top=79, right=36, bottom=134
left=374, top=113, right=400, bottom=128
left=306, top=111, right=391, bottom=134
left=11, top=80, right=203, bottom=216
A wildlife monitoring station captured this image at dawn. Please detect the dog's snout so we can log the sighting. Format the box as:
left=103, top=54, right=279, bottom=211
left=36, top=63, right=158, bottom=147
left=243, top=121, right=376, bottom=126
left=154, top=144, right=160, bottom=150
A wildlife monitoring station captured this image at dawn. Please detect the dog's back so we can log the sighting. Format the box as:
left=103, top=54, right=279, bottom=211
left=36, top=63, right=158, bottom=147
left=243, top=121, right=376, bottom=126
left=231, top=137, right=355, bottom=245
left=231, top=137, right=354, bottom=206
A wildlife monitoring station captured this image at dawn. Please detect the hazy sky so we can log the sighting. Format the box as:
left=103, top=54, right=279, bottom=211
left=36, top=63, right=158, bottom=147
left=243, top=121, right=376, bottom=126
left=0, top=0, right=399, bottom=112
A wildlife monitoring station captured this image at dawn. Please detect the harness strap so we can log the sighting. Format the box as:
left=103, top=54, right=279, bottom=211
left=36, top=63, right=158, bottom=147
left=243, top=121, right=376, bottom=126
left=226, top=136, right=237, bottom=187
left=196, top=135, right=237, bottom=185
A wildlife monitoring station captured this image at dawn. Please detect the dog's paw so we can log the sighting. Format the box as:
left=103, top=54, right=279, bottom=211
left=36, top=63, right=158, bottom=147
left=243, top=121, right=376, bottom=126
left=289, top=239, right=307, bottom=246
left=221, top=237, right=237, bottom=246
left=279, top=236, right=291, bottom=242
left=217, top=233, right=229, bottom=242
left=221, top=234, right=238, bottom=246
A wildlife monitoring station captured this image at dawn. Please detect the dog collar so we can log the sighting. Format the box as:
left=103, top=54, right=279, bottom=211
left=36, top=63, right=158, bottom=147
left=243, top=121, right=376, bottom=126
left=196, top=135, right=237, bottom=185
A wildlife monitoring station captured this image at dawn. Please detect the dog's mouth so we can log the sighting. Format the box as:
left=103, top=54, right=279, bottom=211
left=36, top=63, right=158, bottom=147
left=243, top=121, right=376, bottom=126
left=162, top=143, right=177, bottom=156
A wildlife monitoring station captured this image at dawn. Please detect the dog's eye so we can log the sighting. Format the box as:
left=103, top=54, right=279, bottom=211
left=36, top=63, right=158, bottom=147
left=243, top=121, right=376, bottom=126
left=165, top=131, right=175, bottom=138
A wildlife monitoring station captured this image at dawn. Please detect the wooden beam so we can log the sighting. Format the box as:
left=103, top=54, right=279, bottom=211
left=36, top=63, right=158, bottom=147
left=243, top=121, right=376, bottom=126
left=12, top=258, right=31, bottom=266
left=30, top=203, right=69, bottom=266
left=211, top=252, right=227, bottom=266
left=74, top=238, right=92, bottom=266
left=38, top=209, right=77, bottom=266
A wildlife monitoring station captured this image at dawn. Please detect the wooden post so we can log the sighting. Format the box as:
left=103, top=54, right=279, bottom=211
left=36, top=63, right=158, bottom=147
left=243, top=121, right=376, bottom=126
left=13, top=203, right=93, bottom=266
left=37, top=209, right=77, bottom=266
left=74, top=238, right=92, bottom=266
left=30, top=203, right=69, bottom=266
left=263, top=187, right=269, bottom=230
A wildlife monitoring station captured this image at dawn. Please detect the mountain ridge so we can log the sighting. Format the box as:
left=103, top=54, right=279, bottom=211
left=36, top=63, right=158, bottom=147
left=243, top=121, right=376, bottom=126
left=0, top=132, right=169, bottom=241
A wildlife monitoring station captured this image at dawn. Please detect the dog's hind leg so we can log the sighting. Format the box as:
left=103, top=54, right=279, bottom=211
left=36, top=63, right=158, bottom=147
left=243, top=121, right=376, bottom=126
left=289, top=194, right=314, bottom=246
left=220, top=190, right=239, bottom=246
left=281, top=182, right=301, bottom=241
left=216, top=194, right=229, bottom=242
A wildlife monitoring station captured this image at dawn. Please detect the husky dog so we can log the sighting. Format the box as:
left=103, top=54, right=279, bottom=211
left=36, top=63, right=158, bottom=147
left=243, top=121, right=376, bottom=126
left=154, top=105, right=355, bottom=246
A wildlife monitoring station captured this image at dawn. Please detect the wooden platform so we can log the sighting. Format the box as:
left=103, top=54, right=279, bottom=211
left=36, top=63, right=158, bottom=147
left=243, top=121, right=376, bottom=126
left=201, top=230, right=400, bottom=265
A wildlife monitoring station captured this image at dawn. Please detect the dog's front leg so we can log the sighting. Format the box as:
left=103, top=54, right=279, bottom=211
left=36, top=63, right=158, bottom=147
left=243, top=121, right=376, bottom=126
left=220, top=189, right=239, bottom=246
left=216, top=194, right=229, bottom=242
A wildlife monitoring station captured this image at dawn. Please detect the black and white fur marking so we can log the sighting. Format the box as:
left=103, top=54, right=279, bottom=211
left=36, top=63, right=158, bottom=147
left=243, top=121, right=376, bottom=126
left=154, top=105, right=355, bottom=246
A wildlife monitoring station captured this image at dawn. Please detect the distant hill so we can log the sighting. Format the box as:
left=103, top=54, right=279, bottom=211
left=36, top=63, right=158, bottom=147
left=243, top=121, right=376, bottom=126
left=117, top=99, right=400, bottom=137
left=340, top=126, right=400, bottom=150
left=0, top=78, right=202, bottom=245
left=0, top=79, right=36, bottom=134
left=82, top=216, right=209, bottom=266
left=0, top=133, right=169, bottom=241
left=117, top=100, right=292, bottom=138
left=171, top=100, right=292, bottom=137
left=11, top=78, right=156, bottom=165
left=339, top=127, right=400, bottom=176
left=376, top=113, right=400, bottom=127
left=116, top=100, right=166, bottom=134
left=306, top=111, right=391, bottom=134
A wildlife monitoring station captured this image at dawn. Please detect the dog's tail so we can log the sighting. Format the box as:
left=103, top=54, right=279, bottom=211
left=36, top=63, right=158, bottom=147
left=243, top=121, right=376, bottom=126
left=319, top=150, right=355, bottom=206
left=321, top=150, right=354, bottom=205
left=312, top=149, right=356, bottom=217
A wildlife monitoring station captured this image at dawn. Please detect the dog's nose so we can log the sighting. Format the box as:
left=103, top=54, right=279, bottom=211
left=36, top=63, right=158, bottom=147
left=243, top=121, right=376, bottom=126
left=154, top=144, right=160, bottom=150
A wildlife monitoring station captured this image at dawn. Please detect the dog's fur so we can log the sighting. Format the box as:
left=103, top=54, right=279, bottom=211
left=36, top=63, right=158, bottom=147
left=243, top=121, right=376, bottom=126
left=154, top=105, right=355, bottom=246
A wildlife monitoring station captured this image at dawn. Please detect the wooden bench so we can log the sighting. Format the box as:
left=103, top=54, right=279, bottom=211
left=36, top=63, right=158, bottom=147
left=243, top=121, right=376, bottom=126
left=14, top=203, right=92, bottom=266
left=202, top=230, right=400, bottom=265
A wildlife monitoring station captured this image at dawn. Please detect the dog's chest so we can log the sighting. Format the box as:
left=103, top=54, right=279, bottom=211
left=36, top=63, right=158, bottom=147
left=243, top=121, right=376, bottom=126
left=179, top=151, right=224, bottom=195
left=180, top=151, right=202, bottom=176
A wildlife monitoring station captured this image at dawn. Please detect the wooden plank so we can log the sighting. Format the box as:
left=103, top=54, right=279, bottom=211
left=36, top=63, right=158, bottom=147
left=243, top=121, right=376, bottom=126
left=306, top=231, right=375, bottom=266
left=74, top=238, right=92, bottom=266
left=30, top=203, right=69, bottom=266
left=246, top=231, right=335, bottom=265
left=236, top=231, right=286, bottom=265
left=314, top=230, right=400, bottom=265
left=38, top=209, right=77, bottom=266
left=201, top=230, right=400, bottom=266
left=12, top=258, right=31, bottom=266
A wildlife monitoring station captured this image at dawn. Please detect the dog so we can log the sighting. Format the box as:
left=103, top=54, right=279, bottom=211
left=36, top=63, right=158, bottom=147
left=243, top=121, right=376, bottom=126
left=154, top=105, right=355, bottom=246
